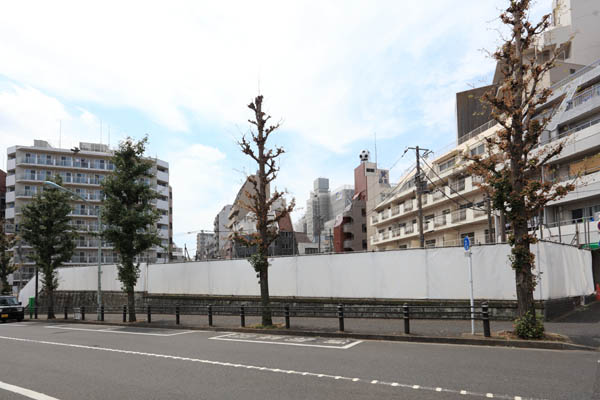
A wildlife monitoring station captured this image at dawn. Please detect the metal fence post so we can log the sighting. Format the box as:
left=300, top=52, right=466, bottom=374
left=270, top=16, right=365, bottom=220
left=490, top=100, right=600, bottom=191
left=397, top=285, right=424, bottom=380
left=64, top=306, right=68, bottom=320
left=208, top=304, right=213, bottom=326
left=176, top=306, right=180, bottom=325
left=240, top=305, right=245, bottom=327
left=284, top=304, right=290, bottom=329
left=100, top=305, right=105, bottom=322
left=147, top=305, right=151, bottom=324
left=482, top=302, right=491, bottom=338
left=403, top=303, right=410, bottom=334
left=123, top=305, right=127, bottom=322
left=34, top=306, right=38, bottom=320
left=81, top=306, right=85, bottom=321
left=337, top=304, right=344, bottom=332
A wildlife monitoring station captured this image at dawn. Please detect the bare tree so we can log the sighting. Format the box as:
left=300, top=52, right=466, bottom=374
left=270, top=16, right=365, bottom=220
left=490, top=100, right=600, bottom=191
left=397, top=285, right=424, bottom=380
left=236, top=95, right=294, bottom=326
left=467, top=0, right=574, bottom=337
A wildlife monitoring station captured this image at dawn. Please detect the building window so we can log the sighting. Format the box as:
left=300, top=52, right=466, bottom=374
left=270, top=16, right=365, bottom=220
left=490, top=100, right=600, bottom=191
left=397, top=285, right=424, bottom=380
left=438, top=157, right=455, bottom=172
left=362, top=224, right=366, bottom=233
left=362, top=240, right=367, bottom=250
left=470, top=143, right=485, bottom=157
left=361, top=208, right=366, bottom=217
left=425, top=239, right=436, bottom=248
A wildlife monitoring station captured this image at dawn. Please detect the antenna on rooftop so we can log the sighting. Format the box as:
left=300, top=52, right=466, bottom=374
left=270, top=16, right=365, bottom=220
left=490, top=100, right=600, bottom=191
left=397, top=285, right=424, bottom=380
left=374, top=132, right=378, bottom=166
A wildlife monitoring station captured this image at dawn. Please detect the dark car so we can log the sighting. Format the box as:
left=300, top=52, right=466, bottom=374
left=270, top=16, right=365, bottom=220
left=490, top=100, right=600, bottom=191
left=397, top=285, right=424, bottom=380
left=0, top=296, right=25, bottom=322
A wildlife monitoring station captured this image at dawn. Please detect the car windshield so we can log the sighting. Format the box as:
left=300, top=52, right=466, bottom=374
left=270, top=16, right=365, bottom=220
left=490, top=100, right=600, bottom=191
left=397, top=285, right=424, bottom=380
left=0, top=297, right=18, bottom=306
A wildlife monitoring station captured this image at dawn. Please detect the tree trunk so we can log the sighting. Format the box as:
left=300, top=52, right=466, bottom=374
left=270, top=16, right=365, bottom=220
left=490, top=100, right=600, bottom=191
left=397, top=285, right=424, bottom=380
left=259, top=264, right=272, bottom=326
left=47, top=288, right=55, bottom=319
left=512, top=222, right=536, bottom=318
left=127, top=286, right=136, bottom=322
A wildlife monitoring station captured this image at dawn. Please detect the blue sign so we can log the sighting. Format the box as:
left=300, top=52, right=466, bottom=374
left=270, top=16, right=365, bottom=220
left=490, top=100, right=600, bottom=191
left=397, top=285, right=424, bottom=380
left=463, top=236, right=470, bottom=251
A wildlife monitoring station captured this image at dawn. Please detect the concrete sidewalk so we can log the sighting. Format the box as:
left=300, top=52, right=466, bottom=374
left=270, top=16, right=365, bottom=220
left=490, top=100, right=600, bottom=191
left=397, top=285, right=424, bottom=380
left=26, top=301, right=600, bottom=348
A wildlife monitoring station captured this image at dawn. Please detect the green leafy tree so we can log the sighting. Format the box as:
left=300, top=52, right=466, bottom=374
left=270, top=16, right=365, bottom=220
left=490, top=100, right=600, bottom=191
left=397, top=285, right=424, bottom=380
left=101, top=137, right=160, bottom=322
left=20, top=176, right=76, bottom=318
left=237, top=95, right=295, bottom=326
left=468, top=0, right=573, bottom=337
left=0, top=219, right=16, bottom=295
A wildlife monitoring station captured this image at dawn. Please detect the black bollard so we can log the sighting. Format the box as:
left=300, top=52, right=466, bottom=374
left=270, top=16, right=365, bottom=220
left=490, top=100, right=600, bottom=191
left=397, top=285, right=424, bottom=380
left=337, top=304, right=344, bottom=332
left=482, top=303, right=491, bottom=338
left=64, top=306, right=68, bottom=320
left=208, top=304, right=213, bottom=327
left=81, top=306, right=85, bottom=321
left=123, top=305, right=127, bottom=323
left=240, top=305, right=245, bottom=327
left=176, top=306, right=180, bottom=325
left=100, top=305, right=105, bottom=322
left=147, top=305, right=151, bottom=324
left=284, top=305, right=290, bottom=329
left=403, top=304, right=410, bottom=334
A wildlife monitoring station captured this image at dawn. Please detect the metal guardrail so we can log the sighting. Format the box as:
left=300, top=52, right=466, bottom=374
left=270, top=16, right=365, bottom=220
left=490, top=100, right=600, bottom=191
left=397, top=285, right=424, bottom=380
left=30, top=303, right=503, bottom=337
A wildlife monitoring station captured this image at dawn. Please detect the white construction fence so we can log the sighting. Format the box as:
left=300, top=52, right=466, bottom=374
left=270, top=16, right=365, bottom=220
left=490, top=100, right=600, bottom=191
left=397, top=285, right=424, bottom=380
left=19, top=242, right=594, bottom=304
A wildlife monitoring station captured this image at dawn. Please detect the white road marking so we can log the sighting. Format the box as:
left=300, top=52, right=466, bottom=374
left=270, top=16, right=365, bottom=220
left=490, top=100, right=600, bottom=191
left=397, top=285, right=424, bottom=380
left=0, top=380, right=61, bottom=400
left=209, top=333, right=363, bottom=349
left=0, top=323, right=29, bottom=327
left=0, top=334, right=542, bottom=400
left=45, top=324, right=196, bottom=337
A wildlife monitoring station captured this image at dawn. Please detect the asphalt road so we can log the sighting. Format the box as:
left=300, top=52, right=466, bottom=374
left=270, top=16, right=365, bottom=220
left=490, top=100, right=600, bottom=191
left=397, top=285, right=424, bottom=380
left=0, top=321, right=597, bottom=400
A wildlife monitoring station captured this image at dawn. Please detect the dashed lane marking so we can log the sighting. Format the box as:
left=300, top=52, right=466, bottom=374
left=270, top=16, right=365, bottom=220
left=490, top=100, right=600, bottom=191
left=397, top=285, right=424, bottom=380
left=44, top=324, right=197, bottom=337
left=0, top=380, right=61, bottom=400
left=0, top=334, right=545, bottom=400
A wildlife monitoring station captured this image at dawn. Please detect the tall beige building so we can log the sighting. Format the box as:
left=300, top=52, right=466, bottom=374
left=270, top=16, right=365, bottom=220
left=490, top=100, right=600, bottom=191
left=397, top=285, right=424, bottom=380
left=4, top=140, right=171, bottom=285
left=371, top=0, right=600, bottom=250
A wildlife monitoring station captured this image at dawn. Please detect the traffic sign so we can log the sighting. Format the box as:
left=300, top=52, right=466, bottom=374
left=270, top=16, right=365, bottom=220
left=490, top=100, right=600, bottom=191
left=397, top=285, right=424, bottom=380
left=463, top=236, right=470, bottom=251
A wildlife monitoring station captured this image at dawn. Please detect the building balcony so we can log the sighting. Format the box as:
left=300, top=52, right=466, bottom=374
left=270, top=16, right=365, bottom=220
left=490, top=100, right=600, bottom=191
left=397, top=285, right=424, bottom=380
left=157, top=170, right=169, bottom=183
left=4, top=224, right=16, bottom=234
left=371, top=215, right=379, bottom=225
left=451, top=209, right=467, bottom=223
left=159, top=215, right=169, bottom=225
left=404, top=224, right=414, bottom=234
left=69, top=223, right=100, bottom=232
left=7, top=158, right=15, bottom=171
left=434, top=214, right=448, bottom=227
left=391, top=206, right=400, bottom=216
left=342, top=223, right=353, bottom=233
left=5, top=208, right=15, bottom=219
left=6, top=174, right=15, bottom=186
left=449, top=179, right=466, bottom=193
left=403, top=200, right=414, bottom=212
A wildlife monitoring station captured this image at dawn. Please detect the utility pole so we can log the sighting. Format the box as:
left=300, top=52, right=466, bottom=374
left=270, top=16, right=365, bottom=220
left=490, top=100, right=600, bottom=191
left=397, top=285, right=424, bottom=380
left=486, top=194, right=494, bottom=244
left=408, top=146, right=430, bottom=248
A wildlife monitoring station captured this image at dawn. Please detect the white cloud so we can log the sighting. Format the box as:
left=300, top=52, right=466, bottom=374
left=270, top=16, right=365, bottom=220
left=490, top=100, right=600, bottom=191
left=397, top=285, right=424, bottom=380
left=0, top=0, right=525, bottom=151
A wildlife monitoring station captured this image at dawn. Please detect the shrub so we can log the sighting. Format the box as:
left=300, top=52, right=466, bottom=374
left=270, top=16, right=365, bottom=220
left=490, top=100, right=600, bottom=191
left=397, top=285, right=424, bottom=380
left=514, top=311, right=544, bottom=339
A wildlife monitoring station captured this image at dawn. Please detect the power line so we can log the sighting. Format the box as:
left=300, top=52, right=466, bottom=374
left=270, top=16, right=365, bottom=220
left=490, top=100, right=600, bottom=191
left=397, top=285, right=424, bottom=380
left=420, top=158, right=487, bottom=212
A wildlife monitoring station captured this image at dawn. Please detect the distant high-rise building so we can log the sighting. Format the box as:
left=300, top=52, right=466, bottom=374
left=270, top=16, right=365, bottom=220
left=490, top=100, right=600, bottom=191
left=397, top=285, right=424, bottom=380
left=213, top=204, right=232, bottom=258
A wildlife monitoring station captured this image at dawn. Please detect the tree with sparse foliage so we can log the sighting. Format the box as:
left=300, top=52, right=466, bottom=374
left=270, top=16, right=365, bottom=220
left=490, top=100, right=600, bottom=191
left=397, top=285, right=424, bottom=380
left=20, top=176, right=76, bottom=318
left=467, top=0, right=574, bottom=337
left=236, top=95, right=295, bottom=326
left=0, top=219, right=16, bottom=295
left=101, top=137, right=160, bottom=322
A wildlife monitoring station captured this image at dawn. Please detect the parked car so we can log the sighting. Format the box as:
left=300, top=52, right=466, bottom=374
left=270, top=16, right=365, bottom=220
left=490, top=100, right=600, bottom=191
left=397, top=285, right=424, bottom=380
left=0, top=296, right=25, bottom=322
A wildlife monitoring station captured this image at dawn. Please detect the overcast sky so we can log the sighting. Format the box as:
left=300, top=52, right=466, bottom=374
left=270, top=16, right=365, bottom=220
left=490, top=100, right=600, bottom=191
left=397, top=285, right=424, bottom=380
left=0, top=1, right=548, bottom=253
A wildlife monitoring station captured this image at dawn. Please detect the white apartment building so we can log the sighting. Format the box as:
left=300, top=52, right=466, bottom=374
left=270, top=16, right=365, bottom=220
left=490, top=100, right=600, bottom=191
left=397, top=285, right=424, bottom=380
left=372, top=0, right=600, bottom=250
left=4, top=140, right=171, bottom=284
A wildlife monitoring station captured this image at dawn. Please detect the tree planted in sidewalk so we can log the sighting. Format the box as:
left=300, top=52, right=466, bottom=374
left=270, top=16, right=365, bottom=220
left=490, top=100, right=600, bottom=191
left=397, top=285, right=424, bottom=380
left=20, top=176, right=76, bottom=318
left=468, top=0, right=573, bottom=337
left=236, top=95, right=294, bottom=326
left=101, top=137, right=160, bottom=322
left=0, top=219, right=16, bottom=295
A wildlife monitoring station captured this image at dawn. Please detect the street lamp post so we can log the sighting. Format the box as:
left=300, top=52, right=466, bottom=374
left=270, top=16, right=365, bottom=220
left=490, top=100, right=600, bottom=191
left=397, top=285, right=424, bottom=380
left=43, top=181, right=103, bottom=321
